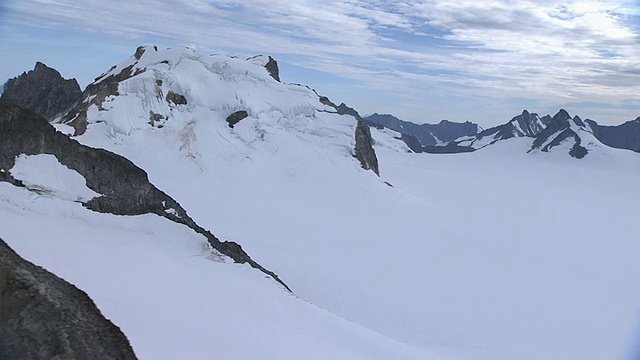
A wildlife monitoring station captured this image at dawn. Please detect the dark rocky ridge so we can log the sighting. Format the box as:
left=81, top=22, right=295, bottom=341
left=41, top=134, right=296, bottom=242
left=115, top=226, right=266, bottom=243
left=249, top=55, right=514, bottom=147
left=586, top=117, right=640, bottom=153
left=364, top=113, right=479, bottom=147
left=1, top=62, right=82, bottom=121
left=0, top=237, right=137, bottom=359
left=0, top=103, right=289, bottom=291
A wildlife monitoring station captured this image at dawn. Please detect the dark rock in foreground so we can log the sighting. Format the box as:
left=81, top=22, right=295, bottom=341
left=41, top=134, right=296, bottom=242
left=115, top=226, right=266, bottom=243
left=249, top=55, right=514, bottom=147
left=0, top=238, right=137, bottom=360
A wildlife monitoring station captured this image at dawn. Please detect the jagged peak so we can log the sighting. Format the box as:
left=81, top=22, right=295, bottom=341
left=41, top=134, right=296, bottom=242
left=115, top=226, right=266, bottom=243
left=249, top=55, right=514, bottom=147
left=572, top=115, right=585, bottom=127
left=552, top=109, right=571, bottom=122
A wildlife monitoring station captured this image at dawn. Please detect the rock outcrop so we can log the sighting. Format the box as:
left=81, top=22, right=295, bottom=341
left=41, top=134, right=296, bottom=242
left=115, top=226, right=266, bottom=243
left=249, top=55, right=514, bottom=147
left=334, top=103, right=379, bottom=175
left=246, top=55, right=281, bottom=82
left=0, top=238, right=137, bottom=359
left=0, top=103, right=290, bottom=291
left=226, top=110, right=249, bottom=128
left=264, top=56, right=280, bottom=82
left=0, top=62, right=82, bottom=121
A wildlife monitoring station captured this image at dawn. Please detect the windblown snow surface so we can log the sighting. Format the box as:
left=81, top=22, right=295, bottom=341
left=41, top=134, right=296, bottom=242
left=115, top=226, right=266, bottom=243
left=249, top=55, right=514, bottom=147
left=3, top=47, right=640, bottom=359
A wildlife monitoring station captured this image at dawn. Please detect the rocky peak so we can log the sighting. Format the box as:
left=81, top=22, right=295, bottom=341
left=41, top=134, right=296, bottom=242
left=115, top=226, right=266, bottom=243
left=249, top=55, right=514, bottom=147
left=529, top=109, right=589, bottom=158
left=552, top=109, right=571, bottom=123
left=572, top=115, right=585, bottom=127
left=264, top=56, right=280, bottom=82
left=508, top=109, right=546, bottom=137
left=0, top=62, right=82, bottom=121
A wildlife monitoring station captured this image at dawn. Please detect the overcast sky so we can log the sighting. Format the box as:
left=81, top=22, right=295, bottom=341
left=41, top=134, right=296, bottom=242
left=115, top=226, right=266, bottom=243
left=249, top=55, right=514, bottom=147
left=1, top=0, right=638, bottom=126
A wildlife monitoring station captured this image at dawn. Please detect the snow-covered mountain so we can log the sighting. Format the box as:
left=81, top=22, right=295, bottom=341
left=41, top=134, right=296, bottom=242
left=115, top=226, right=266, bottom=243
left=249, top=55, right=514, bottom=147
left=455, top=110, right=550, bottom=150
left=419, top=109, right=639, bottom=158
left=2, top=46, right=640, bottom=360
left=364, top=113, right=479, bottom=147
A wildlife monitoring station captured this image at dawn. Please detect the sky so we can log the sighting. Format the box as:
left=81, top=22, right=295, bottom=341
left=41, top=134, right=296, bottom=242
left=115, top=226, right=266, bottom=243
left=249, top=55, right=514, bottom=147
left=1, top=0, right=639, bottom=127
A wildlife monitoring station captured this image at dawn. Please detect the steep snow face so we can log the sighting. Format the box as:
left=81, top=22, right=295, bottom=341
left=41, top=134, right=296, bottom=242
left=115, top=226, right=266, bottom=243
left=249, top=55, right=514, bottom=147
left=0, top=183, right=434, bottom=360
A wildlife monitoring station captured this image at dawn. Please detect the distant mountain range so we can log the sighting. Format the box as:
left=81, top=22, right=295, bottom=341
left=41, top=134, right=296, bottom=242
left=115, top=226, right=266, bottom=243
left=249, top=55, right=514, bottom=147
left=364, top=113, right=479, bottom=148
left=365, top=109, right=640, bottom=158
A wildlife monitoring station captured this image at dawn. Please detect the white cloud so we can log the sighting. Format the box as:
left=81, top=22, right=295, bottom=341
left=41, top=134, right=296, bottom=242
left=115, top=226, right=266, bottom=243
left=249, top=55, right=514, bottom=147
left=2, top=0, right=638, bottom=125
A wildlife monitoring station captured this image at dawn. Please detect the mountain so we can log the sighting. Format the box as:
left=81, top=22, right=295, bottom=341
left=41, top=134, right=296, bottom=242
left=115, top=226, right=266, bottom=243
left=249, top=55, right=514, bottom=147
left=443, top=109, right=636, bottom=158
left=364, top=113, right=478, bottom=146
left=455, top=110, right=550, bottom=150
left=59, top=46, right=379, bottom=175
left=586, top=117, right=640, bottom=153
left=528, top=109, right=592, bottom=158
left=1, top=62, right=82, bottom=121
left=0, top=237, right=137, bottom=359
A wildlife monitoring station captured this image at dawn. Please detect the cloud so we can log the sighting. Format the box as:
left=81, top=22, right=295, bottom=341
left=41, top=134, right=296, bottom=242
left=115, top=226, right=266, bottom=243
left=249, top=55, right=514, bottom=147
left=2, top=0, right=638, bottom=125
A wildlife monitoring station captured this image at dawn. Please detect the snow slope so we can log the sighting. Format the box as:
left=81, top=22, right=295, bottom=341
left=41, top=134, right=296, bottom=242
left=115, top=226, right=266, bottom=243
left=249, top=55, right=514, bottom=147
left=0, top=157, right=432, bottom=360
left=73, top=46, right=640, bottom=359
left=4, top=46, right=640, bottom=359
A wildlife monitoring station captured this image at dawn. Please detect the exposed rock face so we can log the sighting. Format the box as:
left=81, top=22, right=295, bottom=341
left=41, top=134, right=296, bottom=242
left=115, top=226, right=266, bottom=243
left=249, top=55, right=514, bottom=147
left=399, top=133, right=424, bottom=153
left=246, top=55, right=281, bottom=82
left=226, top=110, right=249, bottom=128
left=166, top=91, right=187, bottom=106
left=0, top=103, right=290, bottom=291
left=354, top=119, right=380, bottom=175
left=586, top=117, right=640, bottom=153
left=0, top=62, right=82, bottom=121
left=264, top=56, right=280, bottom=82
left=0, top=238, right=137, bottom=360
left=335, top=103, right=379, bottom=175
left=364, top=113, right=479, bottom=146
